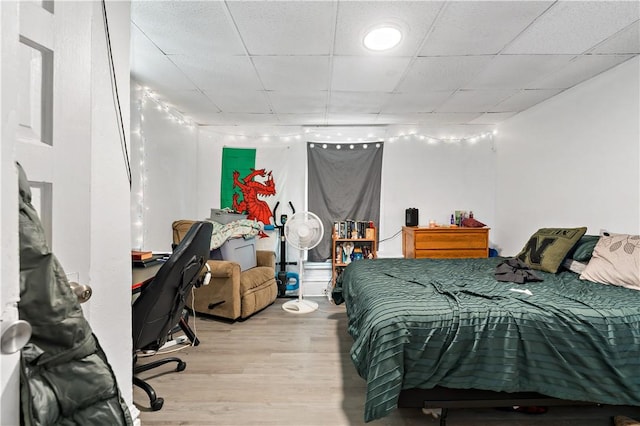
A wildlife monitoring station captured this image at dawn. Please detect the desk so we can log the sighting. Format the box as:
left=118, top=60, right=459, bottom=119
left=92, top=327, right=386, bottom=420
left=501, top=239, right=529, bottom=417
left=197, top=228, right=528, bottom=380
left=132, top=263, right=163, bottom=293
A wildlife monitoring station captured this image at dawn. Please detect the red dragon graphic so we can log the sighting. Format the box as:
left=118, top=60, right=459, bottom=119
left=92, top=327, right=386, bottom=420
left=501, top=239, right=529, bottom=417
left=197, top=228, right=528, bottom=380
left=232, top=168, right=276, bottom=226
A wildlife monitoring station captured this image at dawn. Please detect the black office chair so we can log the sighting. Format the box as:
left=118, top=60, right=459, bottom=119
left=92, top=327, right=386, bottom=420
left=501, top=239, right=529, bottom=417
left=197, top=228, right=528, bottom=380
left=132, top=221, right=213, bottom=411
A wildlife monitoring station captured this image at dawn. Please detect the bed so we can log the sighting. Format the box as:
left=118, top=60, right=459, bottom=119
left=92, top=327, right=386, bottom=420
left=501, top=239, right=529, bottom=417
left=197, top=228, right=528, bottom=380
left=338, top=254, right=640, bottom=423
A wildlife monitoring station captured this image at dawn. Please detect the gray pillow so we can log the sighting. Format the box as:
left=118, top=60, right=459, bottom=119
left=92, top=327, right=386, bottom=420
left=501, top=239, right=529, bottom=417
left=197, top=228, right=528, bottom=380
left=567, top=235, right=600, bottom=262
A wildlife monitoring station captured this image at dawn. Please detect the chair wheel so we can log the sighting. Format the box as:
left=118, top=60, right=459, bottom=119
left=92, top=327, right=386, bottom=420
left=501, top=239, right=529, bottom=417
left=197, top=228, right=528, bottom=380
left=151, top=397, right=164, bottom=411
left=177, top=361, right=186, bottom=372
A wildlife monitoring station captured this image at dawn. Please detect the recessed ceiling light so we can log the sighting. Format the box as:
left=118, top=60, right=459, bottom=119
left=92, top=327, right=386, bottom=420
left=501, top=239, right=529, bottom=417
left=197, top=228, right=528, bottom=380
left=363, top=26, right=402, bottom=51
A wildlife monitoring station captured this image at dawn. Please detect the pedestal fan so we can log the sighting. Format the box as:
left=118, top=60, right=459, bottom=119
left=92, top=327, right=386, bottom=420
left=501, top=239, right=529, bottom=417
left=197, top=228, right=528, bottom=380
left=282, top=211, right=324, bottom=314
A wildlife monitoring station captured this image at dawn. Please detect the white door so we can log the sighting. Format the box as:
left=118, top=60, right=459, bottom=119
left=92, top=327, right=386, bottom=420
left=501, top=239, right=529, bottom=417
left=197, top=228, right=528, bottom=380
left=1, top=1, right=22, bottom=424
left=1, top=2, right=62, bottom=424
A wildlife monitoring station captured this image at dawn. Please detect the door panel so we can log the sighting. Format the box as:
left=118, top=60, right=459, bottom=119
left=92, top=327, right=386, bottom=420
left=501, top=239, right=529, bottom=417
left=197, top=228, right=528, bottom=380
left=1, top=2, right=55, bottom=425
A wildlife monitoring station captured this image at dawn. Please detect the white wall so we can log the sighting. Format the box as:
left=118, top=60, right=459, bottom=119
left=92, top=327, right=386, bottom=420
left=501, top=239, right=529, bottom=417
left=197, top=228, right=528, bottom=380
left=494, top=57, right=640, bottom=256
left=379, top=139, right=496, bottom=257
left=88, top=1, right=133, bottom=410
left=195, top=131, right=497, bottom=259
left=137, top=60, right=640, bottom=291
left=130, top=88, right=199, bottom=252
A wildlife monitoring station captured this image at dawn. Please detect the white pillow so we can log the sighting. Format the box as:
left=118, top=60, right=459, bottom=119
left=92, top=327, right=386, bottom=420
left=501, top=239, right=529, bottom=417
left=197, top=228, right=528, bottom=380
left=580, top=233, right=640, bottom=290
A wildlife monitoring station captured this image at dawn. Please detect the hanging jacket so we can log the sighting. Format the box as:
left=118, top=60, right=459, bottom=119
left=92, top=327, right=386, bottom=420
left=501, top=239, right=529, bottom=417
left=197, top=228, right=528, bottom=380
left=17, top=163, right=132, bottom=426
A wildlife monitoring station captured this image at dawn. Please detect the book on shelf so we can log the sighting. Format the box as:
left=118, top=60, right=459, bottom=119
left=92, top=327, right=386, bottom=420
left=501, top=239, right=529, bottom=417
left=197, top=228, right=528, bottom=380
left=333, top=220, right=376, bottom=239
left=131, top=250, right=153, bottom=261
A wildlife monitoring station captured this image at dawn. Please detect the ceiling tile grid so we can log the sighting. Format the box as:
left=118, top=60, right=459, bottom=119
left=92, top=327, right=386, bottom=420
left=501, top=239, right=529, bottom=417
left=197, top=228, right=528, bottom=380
left=419, top=1, right=554, bottom=56
left=130, top=0, right=640, bottom=135
left=226, top=1, right=336, bottom=55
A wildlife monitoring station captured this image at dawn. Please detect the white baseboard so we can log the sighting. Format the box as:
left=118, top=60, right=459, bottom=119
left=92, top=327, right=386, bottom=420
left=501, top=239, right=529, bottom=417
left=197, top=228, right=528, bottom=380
left=302, top=280, right=330, bottom=296
left=301, top=262, right=331, bottom=296
left=129, top=404, right=141, bottom=426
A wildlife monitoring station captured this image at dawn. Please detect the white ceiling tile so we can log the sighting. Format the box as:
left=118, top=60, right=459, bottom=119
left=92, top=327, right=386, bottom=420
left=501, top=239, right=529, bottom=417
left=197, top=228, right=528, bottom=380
left=398, top=56, right=494, bottom=92
left=331, top=56, right=413, bottom=92
left=382, top=91, right=454, bottom=113
left=227, top=2, right=335, bottom=55
left=436, top=90, right=517, bottom=113
left=328, top=91, right=390, bottom=114
left=253, top=56, right=330, bottom=91
left=325, top=113, right=381, bottom=125
left=277, top=114, right=327, bottom=125
left=421, top=1, right=553, bottom=55
left=152, top=89, right=221, bottom=116
left=527, top=55, right=635, bottom=90
left=130, top=26, right=197, bottom=92
left=503, top=1, right=640, bottom=54
left=374, top=113, right=417, bottom=124
left=333, top=1, right=443, bottom=56
left=376, top=112, right=482, bottom=125
left=489, top=89, right=562, bottom=113
left=170, top=54, right=262, bottom=91
left=130, top=1, right=640, bottom=132
left=191, top=113, right=231, bottom=126
left=591, top=21, right=640, bottom=55
left=413, top=113, right=484, bottom=125
left=469, top=112, right=518, bottom=125
left=131, top=1, right=244, bottom=56
left=268, top=91, right=328, bottom=114
left=203, top=89, right=271, bottom=113
left=465, top=55, right=573, bottom=89
left=216, top=113, right=280, bottom=126
left=202, top=125, right=303, bottom=138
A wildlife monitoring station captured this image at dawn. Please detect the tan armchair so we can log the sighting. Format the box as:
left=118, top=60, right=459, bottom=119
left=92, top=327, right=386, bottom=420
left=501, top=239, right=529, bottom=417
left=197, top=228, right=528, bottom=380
left=172, top=220, right=278, bottom=320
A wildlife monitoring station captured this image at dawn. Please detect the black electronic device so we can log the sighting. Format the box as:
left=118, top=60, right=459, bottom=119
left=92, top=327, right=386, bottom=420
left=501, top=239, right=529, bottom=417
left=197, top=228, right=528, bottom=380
left=405, top=208, right=419, bottom=227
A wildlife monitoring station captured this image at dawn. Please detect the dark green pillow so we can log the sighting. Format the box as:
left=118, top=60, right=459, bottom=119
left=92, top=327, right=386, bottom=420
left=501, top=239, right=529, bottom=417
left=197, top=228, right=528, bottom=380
left=567, top=235, right=600, bottom=262
left=516, top=227, right=587, bottom=273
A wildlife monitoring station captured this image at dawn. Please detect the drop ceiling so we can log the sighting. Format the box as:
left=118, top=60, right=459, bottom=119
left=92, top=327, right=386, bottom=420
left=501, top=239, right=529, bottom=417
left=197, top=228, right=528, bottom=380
left=130, top=1, right=639, bottom=139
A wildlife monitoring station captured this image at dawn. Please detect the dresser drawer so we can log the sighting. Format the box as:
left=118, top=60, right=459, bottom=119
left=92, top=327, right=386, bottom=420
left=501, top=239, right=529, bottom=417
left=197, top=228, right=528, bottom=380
left=415, top=231, right=487, bottom=250
left=415, top=248, right=488, bottom=259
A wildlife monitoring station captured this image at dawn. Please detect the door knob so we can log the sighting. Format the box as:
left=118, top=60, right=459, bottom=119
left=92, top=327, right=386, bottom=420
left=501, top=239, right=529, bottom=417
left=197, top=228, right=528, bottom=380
left=69, top=282, right=92, bottom=303
left=1, top=319, right=32, bottom=354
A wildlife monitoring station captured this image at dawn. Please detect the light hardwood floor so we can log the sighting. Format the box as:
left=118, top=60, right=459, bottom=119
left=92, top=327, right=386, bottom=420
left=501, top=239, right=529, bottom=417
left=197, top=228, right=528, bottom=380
left=134, top=297, right=640, bottom=426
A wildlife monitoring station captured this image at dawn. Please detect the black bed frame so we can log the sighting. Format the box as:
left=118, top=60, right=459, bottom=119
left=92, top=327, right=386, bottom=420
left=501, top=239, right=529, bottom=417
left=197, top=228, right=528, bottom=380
left=398, top=387, right=594, bottom=426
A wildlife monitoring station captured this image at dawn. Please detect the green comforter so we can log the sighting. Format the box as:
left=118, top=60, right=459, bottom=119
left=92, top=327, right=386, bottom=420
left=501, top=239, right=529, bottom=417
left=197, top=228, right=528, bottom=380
left=339, top=257, right=640, bottom=422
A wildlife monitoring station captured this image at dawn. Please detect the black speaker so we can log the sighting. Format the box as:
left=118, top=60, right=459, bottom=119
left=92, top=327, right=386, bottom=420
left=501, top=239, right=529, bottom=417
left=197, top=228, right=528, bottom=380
left=405, top=208, right=418, bottom=227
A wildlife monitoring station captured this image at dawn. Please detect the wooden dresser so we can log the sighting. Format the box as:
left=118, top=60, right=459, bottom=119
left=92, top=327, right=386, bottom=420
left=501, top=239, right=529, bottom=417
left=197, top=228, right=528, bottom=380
left=402, top=226, right=490, bottom=259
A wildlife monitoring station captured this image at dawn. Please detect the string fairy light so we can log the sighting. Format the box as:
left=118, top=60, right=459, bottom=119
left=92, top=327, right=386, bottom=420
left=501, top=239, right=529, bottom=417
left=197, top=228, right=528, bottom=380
left=137, top=85, right=496, bottom=145
left=140, top=87, right=197, bottom=129
left=131, top=85, right=198, bottom=249
left=202, top=125, right=496, bottom=145
left=131, top=87, right=148, bottom=249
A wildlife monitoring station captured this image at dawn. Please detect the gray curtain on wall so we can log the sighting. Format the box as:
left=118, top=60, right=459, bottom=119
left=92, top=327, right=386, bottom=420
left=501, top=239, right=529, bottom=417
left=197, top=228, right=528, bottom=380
left=307, top=142, right=383, bottom=262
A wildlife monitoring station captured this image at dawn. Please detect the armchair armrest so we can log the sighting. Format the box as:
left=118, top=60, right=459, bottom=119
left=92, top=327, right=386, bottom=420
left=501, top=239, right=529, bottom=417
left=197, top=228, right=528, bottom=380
left=256, top=250, right=276, bottom=270
left=187, top=259, right=242, bottom=320
left=207, top=260, right=239, bottom=278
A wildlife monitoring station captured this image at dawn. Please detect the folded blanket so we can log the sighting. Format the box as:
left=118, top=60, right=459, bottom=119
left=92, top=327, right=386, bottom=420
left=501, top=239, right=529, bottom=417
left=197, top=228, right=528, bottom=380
left=206, top=219, right=262, bottom=249
left=494, top=257, right=543, bottom=284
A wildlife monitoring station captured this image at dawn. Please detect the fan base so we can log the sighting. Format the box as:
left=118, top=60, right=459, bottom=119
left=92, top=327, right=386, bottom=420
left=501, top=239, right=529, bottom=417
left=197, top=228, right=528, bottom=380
left=282, top=299, right=318, bottom=314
